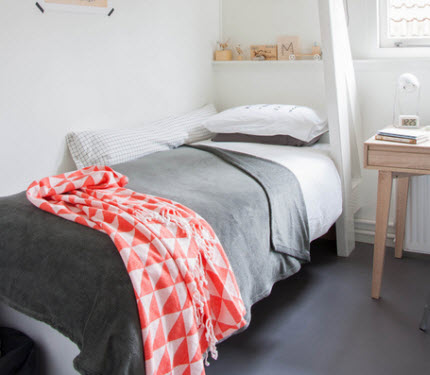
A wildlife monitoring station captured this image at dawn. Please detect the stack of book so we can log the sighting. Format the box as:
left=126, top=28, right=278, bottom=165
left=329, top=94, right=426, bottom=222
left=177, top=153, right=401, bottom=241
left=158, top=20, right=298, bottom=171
left=376, top=127, right=428, bottom=145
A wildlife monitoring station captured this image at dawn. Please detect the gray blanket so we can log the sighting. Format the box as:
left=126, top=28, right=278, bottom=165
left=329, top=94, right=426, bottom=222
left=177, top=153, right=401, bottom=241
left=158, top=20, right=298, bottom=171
left=0, top=146, right=309, bottom=375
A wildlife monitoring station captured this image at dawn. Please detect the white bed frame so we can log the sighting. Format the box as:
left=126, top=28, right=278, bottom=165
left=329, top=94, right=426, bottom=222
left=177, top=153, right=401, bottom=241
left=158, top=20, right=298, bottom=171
left=319, top=0, right=362, bottom=257
left=0, top=1, right=361, bottom=373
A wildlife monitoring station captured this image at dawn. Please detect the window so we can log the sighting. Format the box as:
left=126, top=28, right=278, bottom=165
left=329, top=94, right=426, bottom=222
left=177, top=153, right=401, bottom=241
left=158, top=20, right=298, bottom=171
left=379, top=0, right=430, bottom=47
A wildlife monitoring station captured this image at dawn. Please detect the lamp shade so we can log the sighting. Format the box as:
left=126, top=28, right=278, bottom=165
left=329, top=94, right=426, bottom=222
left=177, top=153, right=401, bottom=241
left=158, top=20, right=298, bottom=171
left=393, top=73, right=421, bottom=127
left=398, top=73, right=420, bottom=93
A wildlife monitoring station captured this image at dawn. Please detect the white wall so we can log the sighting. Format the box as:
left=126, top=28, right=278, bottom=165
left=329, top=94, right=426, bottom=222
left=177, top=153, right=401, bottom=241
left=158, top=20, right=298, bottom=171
left=222, top=0, right=321, bottom=60
left=217, top=0, right=430, bottom=242
left=0, top=0, right=219, bottom=196
left=214, top=62, right=326, bottom=113
left=215, top=0, right=326, bottom=127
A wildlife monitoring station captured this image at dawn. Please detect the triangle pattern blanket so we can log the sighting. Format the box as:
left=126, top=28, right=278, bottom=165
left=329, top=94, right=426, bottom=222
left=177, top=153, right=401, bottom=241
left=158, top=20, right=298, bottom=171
left=26, top=166, right=246, bottom=375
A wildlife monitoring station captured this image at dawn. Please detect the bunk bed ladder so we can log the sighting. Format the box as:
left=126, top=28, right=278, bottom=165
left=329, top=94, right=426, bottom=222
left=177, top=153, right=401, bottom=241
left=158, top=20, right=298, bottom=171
left=319, top=0, right=363, bottom=257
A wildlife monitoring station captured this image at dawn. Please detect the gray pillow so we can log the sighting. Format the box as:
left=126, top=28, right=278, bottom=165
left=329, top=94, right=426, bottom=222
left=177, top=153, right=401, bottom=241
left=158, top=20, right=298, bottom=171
left=212, top=133, right=323, bottom=146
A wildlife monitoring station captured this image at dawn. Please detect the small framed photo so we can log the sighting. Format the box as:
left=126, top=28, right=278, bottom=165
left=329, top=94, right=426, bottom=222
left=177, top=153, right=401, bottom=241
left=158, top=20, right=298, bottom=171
left=277, top=36, right=300, bottom=60
left=39, top=0, right=113, bottom=15
left=399, top=115, right=420, bottom=128
left=250, top=45, right=278, bottom=61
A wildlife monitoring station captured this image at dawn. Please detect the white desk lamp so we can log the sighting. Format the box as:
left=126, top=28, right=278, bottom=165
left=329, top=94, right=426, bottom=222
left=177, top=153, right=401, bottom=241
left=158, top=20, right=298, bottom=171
left=393, top=73, right=421, bottom=128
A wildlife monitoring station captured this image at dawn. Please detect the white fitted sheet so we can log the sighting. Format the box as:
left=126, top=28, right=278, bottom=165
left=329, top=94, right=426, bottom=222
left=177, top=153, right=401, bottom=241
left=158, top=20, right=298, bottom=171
left=195, top=140, right=342, bottom=241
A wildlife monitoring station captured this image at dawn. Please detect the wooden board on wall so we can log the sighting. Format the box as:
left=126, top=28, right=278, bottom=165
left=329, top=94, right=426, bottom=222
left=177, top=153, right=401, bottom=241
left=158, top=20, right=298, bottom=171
left=45, top=0, right=108, bottom=7
left=250, top=45, right=278, bottom=60
left=277, top=36, right=300, bottom=60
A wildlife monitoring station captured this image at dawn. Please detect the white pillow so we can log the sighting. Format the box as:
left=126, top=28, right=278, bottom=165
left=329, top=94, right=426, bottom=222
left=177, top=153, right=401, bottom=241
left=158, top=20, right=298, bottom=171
left=67, top=104, right=216, bottom=168
left=203, top=104, right=328, bottom=142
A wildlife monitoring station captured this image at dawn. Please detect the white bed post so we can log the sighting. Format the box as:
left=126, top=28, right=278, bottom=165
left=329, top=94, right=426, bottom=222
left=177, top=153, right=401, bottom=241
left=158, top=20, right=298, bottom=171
left=319, top=0, right=363, bottom=257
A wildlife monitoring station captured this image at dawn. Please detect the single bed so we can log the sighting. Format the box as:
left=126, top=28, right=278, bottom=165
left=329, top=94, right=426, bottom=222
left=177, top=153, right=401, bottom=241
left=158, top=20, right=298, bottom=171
left=0, top=1, right=363, bottom=371
left=0, top=141, right=341, bottom=374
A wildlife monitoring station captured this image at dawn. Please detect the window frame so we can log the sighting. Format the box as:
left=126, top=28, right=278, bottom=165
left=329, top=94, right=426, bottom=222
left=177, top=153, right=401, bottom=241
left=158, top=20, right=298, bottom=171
left=379, top=0, right=430, bottom=48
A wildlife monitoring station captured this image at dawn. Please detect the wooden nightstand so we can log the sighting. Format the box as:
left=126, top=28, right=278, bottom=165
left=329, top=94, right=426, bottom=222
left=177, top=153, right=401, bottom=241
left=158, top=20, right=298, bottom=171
left=364, top=136, right=430, bottom=299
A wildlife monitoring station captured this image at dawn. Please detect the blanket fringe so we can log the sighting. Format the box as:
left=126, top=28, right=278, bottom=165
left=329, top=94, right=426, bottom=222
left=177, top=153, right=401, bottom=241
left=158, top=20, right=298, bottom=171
left=136, top=203, right=219, bottom=364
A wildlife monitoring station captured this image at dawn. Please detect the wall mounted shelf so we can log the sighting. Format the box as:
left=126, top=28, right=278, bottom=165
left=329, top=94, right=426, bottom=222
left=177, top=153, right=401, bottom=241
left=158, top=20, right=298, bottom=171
left=212, top=60, right=324, bottom=72
left=212, top=60, right=323, bottom=65
left=213, top=59, right=430, bottom=72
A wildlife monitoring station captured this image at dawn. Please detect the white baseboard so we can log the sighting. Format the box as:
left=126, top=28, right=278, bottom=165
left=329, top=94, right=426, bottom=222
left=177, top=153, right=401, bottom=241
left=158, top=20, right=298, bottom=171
left=354, top=218, right=395, bottom=247
left=354, top=219, right=430, bottom=254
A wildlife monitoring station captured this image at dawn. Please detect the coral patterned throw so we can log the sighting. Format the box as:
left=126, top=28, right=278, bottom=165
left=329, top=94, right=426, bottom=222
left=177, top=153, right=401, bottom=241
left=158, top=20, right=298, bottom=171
left=27, top=166, right=246, bottom=375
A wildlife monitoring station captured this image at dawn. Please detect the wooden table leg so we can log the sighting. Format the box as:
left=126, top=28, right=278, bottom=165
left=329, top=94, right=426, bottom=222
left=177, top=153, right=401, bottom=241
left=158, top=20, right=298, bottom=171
left=395, top=176, right=410, bottom=259
left=372, top=171, right=393, bottom=299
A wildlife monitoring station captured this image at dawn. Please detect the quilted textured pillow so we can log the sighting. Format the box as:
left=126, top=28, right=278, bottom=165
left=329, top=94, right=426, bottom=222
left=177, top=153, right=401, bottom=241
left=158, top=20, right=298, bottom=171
left=67, top=104, right=216, bottom=168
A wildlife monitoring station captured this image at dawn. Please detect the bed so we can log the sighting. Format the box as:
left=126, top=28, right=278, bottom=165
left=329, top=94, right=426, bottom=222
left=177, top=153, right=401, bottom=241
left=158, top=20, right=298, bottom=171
left=0, top=1, right=362, bottom=372
left=0, top=140, right=341, bottom=374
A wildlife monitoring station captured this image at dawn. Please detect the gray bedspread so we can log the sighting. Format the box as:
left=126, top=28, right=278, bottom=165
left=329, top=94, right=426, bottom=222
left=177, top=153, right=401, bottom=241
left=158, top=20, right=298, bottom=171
left=0, top=145, right=309, bottom=375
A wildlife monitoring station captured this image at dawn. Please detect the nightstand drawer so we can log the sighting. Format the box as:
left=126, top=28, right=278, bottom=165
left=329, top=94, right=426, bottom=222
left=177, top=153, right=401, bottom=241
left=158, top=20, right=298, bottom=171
left=364, top=137, right=430, bottom=174
left=367, top=149, right=430, bottom=171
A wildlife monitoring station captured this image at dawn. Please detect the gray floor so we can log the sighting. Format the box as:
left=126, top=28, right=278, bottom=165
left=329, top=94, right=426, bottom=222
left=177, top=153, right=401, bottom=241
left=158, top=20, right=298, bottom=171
left=206, top=241, right=430, bottom=375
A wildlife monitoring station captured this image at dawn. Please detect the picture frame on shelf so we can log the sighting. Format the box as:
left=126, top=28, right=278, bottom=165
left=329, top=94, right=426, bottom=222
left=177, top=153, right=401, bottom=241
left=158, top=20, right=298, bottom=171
left=38, top=0, right=113, bottom=15
left=250, top=45, right=277, bottom=61
left=277, top=36, right=300, bottom=60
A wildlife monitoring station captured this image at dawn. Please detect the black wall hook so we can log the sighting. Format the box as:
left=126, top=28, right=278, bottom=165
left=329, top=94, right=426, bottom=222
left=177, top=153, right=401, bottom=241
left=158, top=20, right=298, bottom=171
left=35, top=2, right=44, bottom=13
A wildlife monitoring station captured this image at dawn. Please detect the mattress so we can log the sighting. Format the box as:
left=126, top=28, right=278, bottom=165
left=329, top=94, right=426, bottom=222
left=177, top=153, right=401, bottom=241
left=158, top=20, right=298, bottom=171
left=195, top=140, right=342, bottom=241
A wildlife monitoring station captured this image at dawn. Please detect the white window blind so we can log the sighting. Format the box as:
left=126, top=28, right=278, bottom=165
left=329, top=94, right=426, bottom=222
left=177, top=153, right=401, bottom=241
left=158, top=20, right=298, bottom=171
left=380, top=0, right=430, bottom=47
left=389, top=0, right=430, bottom=37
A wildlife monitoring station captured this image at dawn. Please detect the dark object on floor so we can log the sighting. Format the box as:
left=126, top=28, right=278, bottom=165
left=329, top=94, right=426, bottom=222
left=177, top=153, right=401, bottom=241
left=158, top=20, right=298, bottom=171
left=320, top=224, right=336, bottom=241
left=0, top=327, right=38, bottom=375
left=420, top=294, right=430, bottom=332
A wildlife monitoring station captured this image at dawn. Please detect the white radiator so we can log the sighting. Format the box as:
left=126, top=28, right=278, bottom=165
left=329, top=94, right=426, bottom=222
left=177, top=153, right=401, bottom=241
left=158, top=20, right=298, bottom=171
left=404, top=176, right=430, bottom=254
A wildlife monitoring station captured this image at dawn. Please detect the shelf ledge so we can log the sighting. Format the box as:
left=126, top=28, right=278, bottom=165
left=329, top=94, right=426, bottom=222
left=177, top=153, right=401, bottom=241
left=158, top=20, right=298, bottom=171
left=212, top=59, right=324, bottom=73
left=212, top=60, right=323, bottom=65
